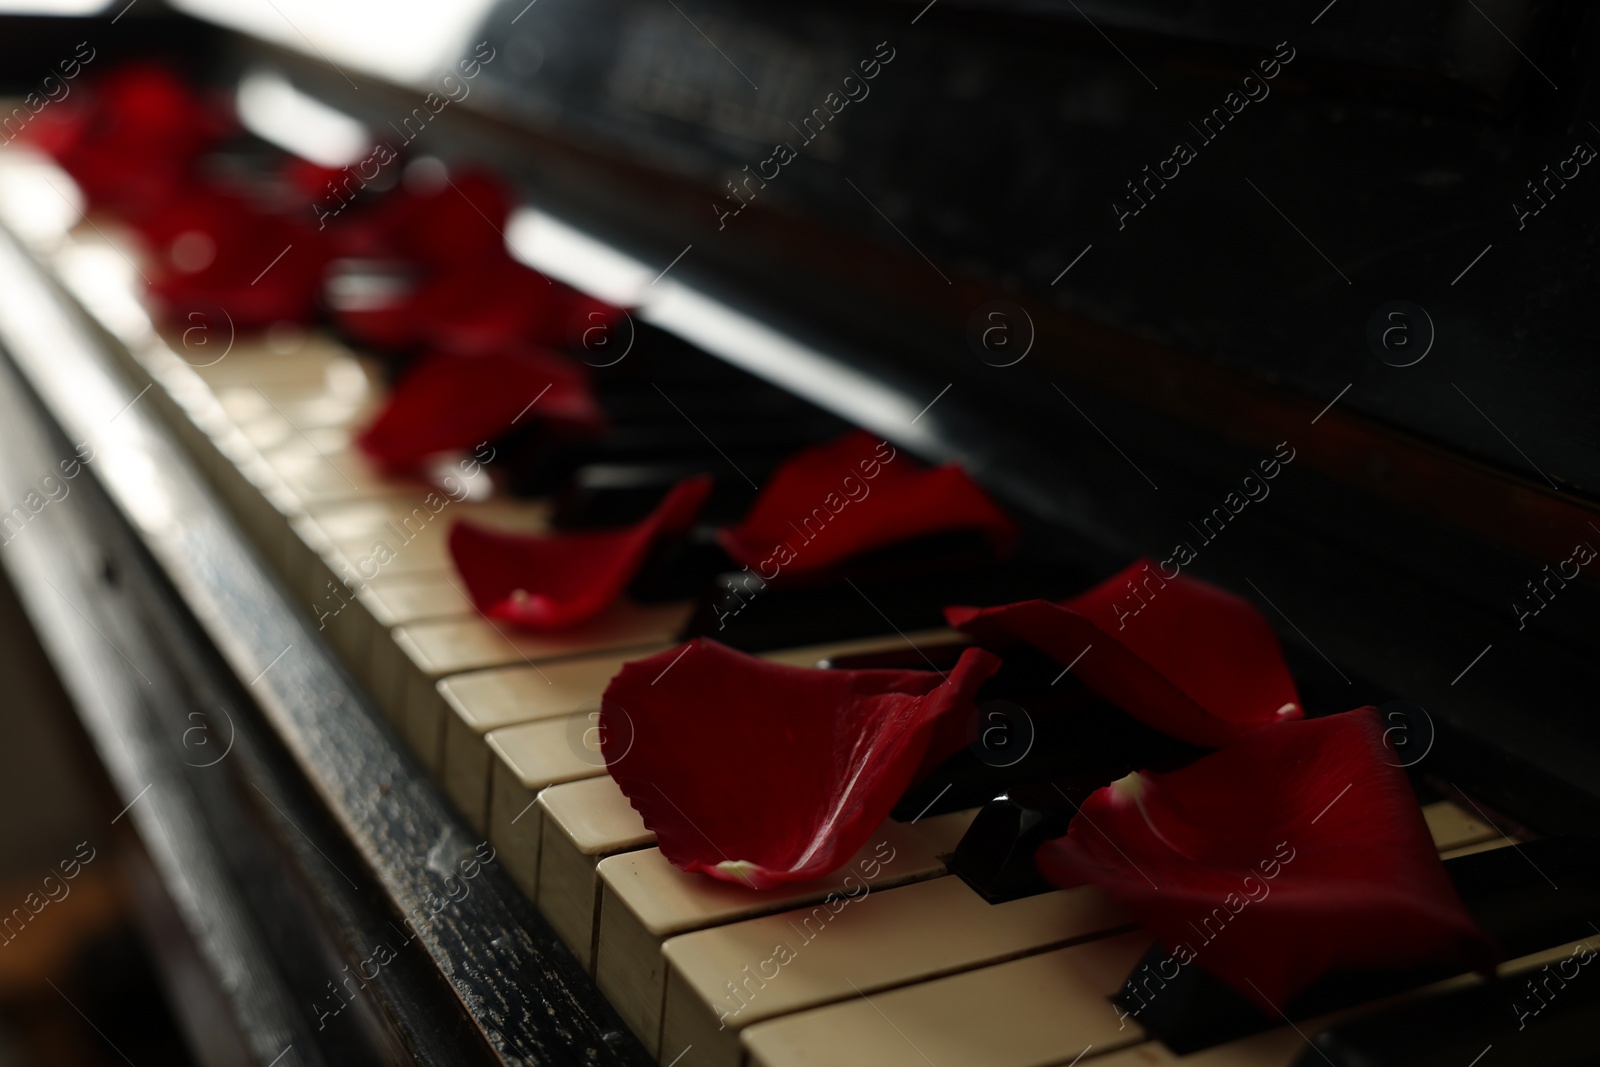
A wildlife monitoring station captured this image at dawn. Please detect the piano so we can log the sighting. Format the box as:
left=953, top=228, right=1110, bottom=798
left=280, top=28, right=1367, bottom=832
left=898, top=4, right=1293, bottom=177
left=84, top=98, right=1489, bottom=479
left=0, top=0, right=1596, bottom=1064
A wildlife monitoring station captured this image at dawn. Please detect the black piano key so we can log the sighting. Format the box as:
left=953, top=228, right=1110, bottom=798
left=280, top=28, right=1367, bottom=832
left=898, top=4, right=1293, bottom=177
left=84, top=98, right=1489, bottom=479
left=625, top=532, right=738, bottom=603
left=945, top=782, right=1083, bottom=903
left=552, top=461, right=769, bottom=528
left=1301, top=953, right=1600, bottom=1067
left=884, top=642, right=1207, bottom=820
left=1125, top=835, right=1600, bottom=1053
left=682, top=533, right=1079, bottom=653
left=500, top=421, right=819, bottom=497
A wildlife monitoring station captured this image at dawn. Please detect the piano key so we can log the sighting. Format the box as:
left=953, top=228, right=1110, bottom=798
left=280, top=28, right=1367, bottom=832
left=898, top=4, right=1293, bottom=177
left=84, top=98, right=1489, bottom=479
left=536, top=775, right=654, bottom=969
left=741, top=929, right=1154, bottom=1067
left=484, top=715, right=616, bottom=900
left=262, top=438, right=428, bottom=504
left=293, top=500, right=551, bottom=686
left=554, top=460, right=764, bottom=528
left=314, top=571, right=475, bottom=694
left=909, top=806, right=984, bottom=860
left=389, top=600, right=693, bottom=769
left=439, top=650, right=665, bottom=831
left=1086, top=933, right=1600, bottom=1067
left=1421, top=800, right=1500, bottom=852
left=594, top=820, right=961, bottom=1057
left=659, top=876, right=1131, bottom=1067
left=707, top=796, right=1517, bottom=1067
left=1441, top=838, right=1514, bottom=860
left=310, top=495, right=552, bottom=603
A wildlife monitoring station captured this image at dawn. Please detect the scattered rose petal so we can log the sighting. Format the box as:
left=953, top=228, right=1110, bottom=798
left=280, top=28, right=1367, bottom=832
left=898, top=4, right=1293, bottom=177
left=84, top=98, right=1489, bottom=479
left=448, top=476, right=712, bottom=630
left=135, top=184, right=327, bottom=329
left=947, top=560, right=1302, bottom=747
left=602, top=639, right=1002, bottom=888
left=326, top=166, right=510, bottom=267
left=30, top=63, right=226, bottom=218
left=1035, top=708, right=1495, bottom=1010
left=717, top=432, right=1018, bottom=577
left=357, top=347, right=606, bottom=471
left=333, top=249, right=618, bottom=355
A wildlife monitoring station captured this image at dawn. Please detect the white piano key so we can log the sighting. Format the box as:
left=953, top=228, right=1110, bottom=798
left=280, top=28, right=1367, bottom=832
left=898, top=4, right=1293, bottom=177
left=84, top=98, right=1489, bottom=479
left=440, top=651, right=661, bottom=833
left=741, top=930, right=1153, bottom=1067
left=536, top=775, right=654, bottom=970
left=483, top=716, right=614, bottom=898
left=1420, top=800, right=1499, bottom=853
left=594, top=820, right=961, bottom=1057
left=660, top=876, right=1130, bottom=1067
left=391, top=600, right=693, bottom=770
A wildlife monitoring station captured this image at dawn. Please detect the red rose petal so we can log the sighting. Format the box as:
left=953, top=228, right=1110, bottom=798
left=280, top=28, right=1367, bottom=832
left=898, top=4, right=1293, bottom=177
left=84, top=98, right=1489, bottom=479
left=717, top=432, right=1018, bottom=577
left=947, top=560, right=1301, bottom=747
left=401, top=253, right=621, bottom=355
left=448, top=476, right=712, bottom=629
left=1035, top=708, right=1495, bottom=1010
left=131, top=182, right=328, bottom=329
left=32, top=63, right=226, bottom=218
left=333, top=249, right=619, bottom=356
left=602, top=640, right=1002, bottom=888
left=356, top=347, right=606, bottom=471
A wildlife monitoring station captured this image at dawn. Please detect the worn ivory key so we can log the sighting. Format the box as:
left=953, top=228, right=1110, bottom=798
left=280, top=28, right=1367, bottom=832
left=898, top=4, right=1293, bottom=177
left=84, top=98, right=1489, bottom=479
left=388, top=600, right=693, bottom=770
left=742, top=929, right=1154, bottom=1067
left=659, top=875, right=1130, bottom=1067
left=440, top=651, right=667, bottom=832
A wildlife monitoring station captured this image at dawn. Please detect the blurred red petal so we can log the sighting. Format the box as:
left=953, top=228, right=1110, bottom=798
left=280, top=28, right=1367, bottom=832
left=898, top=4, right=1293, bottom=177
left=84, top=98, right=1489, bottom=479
left=356, top=167, right=509, bottom=265
left=33, top=63, right=226, bottom=218
left=602, top=640, right=1002, bottom=887
left=356, top=348, right=606, bottom=470
left=448, top=476, right=711, bottom=629
left=717, top=432, right=1018, bottom=577
left=135, top=183, right=328, bottom=329
left=947, top=560, right=1301, bottom=747
left=333, top=250, right=620, bottom=355
left=1035, top=708, right=1494, bottom=1010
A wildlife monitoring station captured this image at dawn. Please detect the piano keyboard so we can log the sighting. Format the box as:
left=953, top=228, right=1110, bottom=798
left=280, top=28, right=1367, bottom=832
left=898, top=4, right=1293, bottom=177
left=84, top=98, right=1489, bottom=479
left=0, top=145, right=1566, bottom=1067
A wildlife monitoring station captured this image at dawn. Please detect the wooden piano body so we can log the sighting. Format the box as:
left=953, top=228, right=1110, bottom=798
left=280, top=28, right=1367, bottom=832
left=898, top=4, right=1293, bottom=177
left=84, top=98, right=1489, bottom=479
left=0, top=1, right=1596, bottom=1065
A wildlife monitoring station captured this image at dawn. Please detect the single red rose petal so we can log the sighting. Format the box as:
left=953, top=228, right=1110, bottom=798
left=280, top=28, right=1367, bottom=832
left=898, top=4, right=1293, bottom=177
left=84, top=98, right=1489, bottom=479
left=133, top=182, right=328, bottom=329
left=717, top=432, right=1018, bottom=577
left=332, top=249, right=620, bottom=356
left=602, top=640, right=1002, bottom=888
left=356, top=348, right=606, bottom=471
left=448, top=475, right=712, bottom=630
left=1035, top=708, right=1495, bottom=1011
left=946, top=560, right=1301, bottom=747
left=32, top=63, right=226, bottom=218
left=402, top=253, right=621, bottom=355
left=320, top=166, right=510, bottom=265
